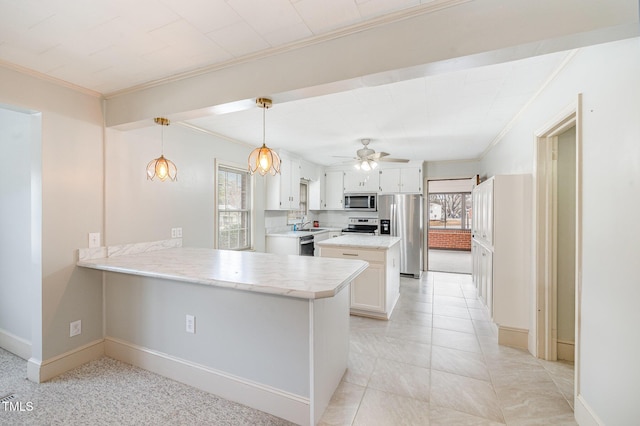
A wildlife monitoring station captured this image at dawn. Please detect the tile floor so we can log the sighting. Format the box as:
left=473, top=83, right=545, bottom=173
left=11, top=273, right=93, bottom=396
left=319, top=272, right=576, bottom=425
left=428, top=249, right=472, bottom=275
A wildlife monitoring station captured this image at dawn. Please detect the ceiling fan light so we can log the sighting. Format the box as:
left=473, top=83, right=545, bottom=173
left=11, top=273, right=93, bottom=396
left=370, top=160, right=378, bottom=170
left=361, top=160, right=371, bottom=171
left=354, top=162, right=361, bottom=170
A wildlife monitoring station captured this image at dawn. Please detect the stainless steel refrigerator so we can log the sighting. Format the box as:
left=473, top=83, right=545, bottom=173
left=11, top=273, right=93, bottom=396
left=378, top=194, right=424, bottom=278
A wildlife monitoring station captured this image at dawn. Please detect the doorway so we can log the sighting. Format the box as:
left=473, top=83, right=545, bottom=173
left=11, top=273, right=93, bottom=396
left=427, top=178, right=475, bottom=274
left=534, top=103, right=580, bottom=362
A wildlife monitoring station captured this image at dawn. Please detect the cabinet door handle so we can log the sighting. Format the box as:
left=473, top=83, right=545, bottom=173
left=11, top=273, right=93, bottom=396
left=342, top=253, right=358, bottom=256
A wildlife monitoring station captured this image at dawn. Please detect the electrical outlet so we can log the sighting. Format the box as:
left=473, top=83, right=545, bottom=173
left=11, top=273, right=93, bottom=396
left=176, top=227, right=182, bottom=238
left=171, top=228, right=177, bottom=238
left=70, top=320, right=82, bottom=337
left=88, top=233, right=100, bottom=248
left=186, top=314, right=195, bottom=334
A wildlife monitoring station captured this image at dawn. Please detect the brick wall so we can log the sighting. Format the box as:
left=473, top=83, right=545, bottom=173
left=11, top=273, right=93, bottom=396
left=428, top=229, right=471, bottom=251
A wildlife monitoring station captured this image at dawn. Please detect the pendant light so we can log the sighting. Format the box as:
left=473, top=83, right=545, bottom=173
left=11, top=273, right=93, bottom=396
left=146, top=117, right=177, bottom=182
left=248, top=98, right=281, bottom=176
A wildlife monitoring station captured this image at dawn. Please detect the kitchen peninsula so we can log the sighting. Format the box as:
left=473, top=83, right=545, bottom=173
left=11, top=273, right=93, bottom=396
left=77, top=240, right=367, bottom=426
left=317, top=235, right=401, bottom=320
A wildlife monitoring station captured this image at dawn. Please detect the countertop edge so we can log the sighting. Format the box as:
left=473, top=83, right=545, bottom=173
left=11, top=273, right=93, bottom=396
left=77, top=248, right=369, bottom=300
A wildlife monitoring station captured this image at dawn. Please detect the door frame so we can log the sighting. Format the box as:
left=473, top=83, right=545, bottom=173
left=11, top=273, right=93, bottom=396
left=533, top=94, right=582, bottom=386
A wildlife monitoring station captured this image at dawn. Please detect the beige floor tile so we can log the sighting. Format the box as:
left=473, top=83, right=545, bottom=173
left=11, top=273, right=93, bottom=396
left=473, top=319, right=498, bottom=337
left=431, top=346, right=490, bottom=381
left=432, top=327, right=481, bottom=353
left=433, top=315, right=475, bottom=334
left=319, top=381, right=366, bottom=426
left=389, top=309, right=433, bottom=327
left=385, top=321, right=432, bottom=344
left=376, top=336, right=431, bottom=368
left=491, top=370, right=559, bottom=399
left=430, top=405, right=506, bottom=426
left=434, top=294, right=468, bottom=307
left=343, top=351, right=376, bottom=387
left=394, top=298, right=433, bottom=314
left=468, top=307, right=491, bottom=321
left=430, top=370, right=504, bottom=423
left=433, top=304, right=471, bottom=319
left=367, top=358, right=430, bottom=402
left=352, top=388, right=430, bottom=426
left=498, top=388, right=575, bottom=425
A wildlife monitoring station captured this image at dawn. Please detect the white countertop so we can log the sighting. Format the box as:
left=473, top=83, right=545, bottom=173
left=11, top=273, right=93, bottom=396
left=266, top=227, right=342, bottom=238
left=77, top=247, right=368, bottom=300
left=316, top=235, right=401, bottom=250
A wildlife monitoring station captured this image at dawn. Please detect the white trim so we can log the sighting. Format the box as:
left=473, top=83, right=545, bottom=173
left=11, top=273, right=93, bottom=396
left=497, top=326, right=529, bottom=349
left=0, top=327, right=31, bottom=360
left=557, top=340, right=575, bottom=362
left=575, top=394, right=604, bottom=426
left=104, top=337, right=310, bottom=425
left=27, top=339, right=104, bottom=383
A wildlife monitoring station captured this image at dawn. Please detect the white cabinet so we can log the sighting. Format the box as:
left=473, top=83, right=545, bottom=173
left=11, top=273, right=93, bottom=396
left=265, top=235, right=299, bottom=255
left=378, top=167, right=422, bottom=193
left=265, top=155, right=301, bottom=210
left=472, top=179, right=493, bottom=246
left=344, top=170, right=379, bottom=193
left=323, top=171, right=344, bottom=210
left=319, top=243, right=400, bottom=319
left=308, top=175, right=323, bottom=210
left=471, top=175, right=531, bottom=345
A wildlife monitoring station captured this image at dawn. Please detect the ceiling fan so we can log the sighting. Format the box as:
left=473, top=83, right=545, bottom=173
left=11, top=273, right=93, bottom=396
left=336, top=139, right=409, bottom=171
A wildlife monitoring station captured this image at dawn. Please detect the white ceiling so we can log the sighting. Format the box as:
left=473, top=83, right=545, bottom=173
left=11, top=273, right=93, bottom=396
left=0, top=1, right=616, bottom=165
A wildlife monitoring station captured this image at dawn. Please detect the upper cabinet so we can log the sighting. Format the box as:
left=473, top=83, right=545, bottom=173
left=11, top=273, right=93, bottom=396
left=379, top=167, right=422, bottom=193
left=344, top=170, right=379, bottom=193
left=324, top=171, right=344, bottom=209
left=265, top=153, right=301, bottom=210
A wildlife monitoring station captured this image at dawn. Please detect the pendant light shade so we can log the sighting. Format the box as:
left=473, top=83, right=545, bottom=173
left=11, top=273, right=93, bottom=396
left=147, top=117, right=177, bottom=182
left=248, top=98, right=281, bottom=176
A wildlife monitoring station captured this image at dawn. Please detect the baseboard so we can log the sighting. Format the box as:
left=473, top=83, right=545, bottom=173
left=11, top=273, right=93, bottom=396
left=0, top=327, right=31, bottom=360
left=27, top=339, right=104, bottom=383
left=498, top=326, right=529, bottom=349
left=575, top=394, right=604, bottom=426
left=557, top=340, right=575, bottom=362
left=104, top=337, right=310, bottom=426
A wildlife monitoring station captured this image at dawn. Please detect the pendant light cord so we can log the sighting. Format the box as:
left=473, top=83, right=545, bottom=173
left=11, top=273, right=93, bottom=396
left=262, top=106, right=266, bottom=147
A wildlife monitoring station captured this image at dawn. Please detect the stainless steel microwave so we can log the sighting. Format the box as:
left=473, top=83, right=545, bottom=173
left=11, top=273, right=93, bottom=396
left=344, top=193, right=377, bottom=211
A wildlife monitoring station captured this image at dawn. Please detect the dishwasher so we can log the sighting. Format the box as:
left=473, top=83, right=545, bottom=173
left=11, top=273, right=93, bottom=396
left=299, top=235, right=315, bottom=256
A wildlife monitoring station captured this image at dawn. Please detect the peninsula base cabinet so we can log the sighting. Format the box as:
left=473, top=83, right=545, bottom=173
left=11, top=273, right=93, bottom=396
left=320, top=243, right=400, bottom=320
left=471, top=174, right=531, bottom=349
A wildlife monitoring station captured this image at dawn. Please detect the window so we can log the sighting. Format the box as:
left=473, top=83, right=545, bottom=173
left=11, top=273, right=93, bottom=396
left=287, top=180, right=308, bottom=224
left=217, top=163, right=252, bottom=250
left=429, top=193, right=472, bottom=229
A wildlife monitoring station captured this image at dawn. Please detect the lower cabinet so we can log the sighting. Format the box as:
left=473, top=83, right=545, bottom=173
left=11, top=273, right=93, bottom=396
left=319, top=243, right=400, bottom=320
left=473, top=241, right=493, bottom=317
left=351, top=263, right=385, bottom=313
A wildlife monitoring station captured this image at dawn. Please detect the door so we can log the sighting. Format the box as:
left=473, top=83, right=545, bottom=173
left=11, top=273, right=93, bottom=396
left=554, top=126, right=577, bottom=362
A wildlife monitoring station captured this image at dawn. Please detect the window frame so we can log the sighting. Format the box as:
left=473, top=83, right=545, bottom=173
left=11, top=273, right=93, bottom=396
left=215, top=159, right=254, bottom=251
left=428, top=192, right=472, bottom=230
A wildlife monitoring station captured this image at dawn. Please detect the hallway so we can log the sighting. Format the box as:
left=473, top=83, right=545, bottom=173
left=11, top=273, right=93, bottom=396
left=320, top=272, right=575, bottom=425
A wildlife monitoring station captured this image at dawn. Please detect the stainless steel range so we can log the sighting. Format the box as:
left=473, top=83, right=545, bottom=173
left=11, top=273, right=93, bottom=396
left=342, top=217, right=379, bottom=235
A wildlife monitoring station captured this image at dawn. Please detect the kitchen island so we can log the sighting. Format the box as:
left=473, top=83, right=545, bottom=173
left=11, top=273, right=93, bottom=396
left=317, top=235, right=401, bottom=320
left=77, top=241, right=367, bottom=426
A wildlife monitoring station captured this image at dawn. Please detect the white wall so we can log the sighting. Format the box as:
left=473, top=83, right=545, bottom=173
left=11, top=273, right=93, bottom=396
left=0, top=65, right=105, bottom=368
left=105, top=124, right=266, bottom=251
left=480, top=37, right=640, bottom=424
left=0, top=107, right=39, bottom=357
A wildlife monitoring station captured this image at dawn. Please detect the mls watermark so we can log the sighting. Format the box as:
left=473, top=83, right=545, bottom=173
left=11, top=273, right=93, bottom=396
left=2, top=400, right=34, bottom=412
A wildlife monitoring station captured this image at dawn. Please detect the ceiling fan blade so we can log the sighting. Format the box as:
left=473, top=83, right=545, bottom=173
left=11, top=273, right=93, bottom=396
left=378, top=157, right=410, bottom=163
